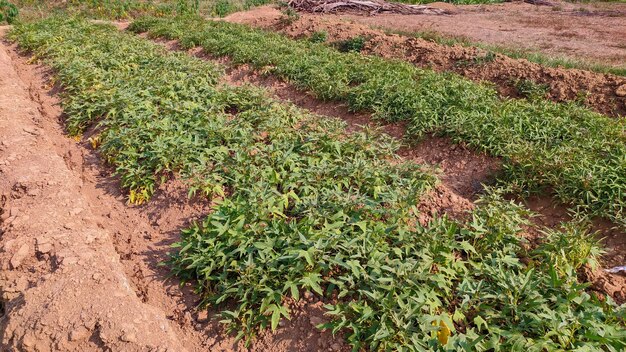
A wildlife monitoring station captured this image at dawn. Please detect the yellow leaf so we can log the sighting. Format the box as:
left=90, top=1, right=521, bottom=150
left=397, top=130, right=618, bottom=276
left=437, top=319, right=451, bottom=345
left=88, top=136, right=100, bottom=149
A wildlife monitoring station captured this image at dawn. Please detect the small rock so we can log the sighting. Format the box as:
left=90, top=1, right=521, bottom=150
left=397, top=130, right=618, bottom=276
left=22, top=334, right=36, bottom=348
left=331, top=342, right=342, bottom=351
left=14, top=276, right=29, bottom=292
left=36, top=237, right=53, bottom=254
left=309, top=316, right=324, bottom=327
left=27, top=188, right=41, bottom=197
left=92, top=272, right=103, bottom=282
left=616, top=84, right=626, bottom=97
left=10, top=243, right=30, bottom=269
left=120, top=332, right=137, bottom=343
left=37, top=242, right=53, bottom=254
left=69, top=327, right=90, bottom=341
left=60, top=256, right=79, bottom=266
left=69, top=208, right=83, bottom=216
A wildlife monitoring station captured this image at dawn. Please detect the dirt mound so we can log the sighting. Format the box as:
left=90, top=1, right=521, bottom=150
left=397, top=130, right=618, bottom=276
left=287, top=0, right=450, bottom=15
left=226, top=6, right=626, bottom=117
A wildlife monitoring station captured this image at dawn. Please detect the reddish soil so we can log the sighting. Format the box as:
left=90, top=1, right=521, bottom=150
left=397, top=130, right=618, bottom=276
left=523, top=196, right=626, bottom=302
left=225, top=5, right=626, bottom=117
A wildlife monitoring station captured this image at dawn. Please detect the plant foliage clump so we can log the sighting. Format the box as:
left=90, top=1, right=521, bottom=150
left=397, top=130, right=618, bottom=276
left=130, top=16, right=626, bottom=228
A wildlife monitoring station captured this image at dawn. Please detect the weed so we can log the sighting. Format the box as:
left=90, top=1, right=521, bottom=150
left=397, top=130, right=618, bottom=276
left=335, top=35, right=368, bottom=53
left=211, top=0, right=234, bottom=17
left=279, top=7, right=299, bottom=25
left=0, top=0, right=18, bottom=24
left=308, top=30, right=327, bottom=43
left=456, top=51, right=496, bottom=67
left=176, top=0, right=199, bottom=15
left=514, top=79, right=550, bottom=100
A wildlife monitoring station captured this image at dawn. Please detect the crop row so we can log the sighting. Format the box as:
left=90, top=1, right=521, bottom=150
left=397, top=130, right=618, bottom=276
left=11, top=18, right=625, bottom=351
left=129, top=16, right=626, bottom=228
left=12, top=0, right=271, bottom=21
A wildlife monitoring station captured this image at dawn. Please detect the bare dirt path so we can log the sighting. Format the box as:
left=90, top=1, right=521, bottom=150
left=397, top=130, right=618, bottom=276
left=226, top=6, right=626, bottom=117
left=0, top=35, right=186, bottom=351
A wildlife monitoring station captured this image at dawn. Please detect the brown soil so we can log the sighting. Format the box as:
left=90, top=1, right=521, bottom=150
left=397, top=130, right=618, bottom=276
left=522, top=196, right=626, bottom=302
left=225, top=5, right=626, bottom=117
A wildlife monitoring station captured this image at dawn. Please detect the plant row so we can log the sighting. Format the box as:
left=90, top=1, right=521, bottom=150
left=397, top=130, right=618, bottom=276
left=129, top=16, right=626, bottom=228
left=12, top=0, right=270, bottom=21
left=10, top=18, right=625, bottom=351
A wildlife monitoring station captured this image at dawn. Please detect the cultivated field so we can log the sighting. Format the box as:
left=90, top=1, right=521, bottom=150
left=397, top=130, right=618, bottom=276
left=0, top=1, right=625, bottom=351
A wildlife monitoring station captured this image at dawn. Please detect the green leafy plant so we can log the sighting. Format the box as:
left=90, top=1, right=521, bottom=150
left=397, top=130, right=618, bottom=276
left=0, top=0, right=18, bottom=24
left=176, top=0, right=200, bottom=15
left=309, top=30, right=327, bottom=43
left=455, top=51, right=496, bottom=67
left=335, top=35, right=368, bottom=53
left=279, top=6, right=299, bottom=25
left=210, top=0, right=233, bottom=17
left=515, top=78, right=550, bottom=100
